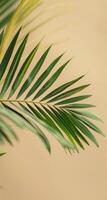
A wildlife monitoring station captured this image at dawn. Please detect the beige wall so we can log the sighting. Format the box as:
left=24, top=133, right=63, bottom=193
left=0, top=0, right=107, bottom=200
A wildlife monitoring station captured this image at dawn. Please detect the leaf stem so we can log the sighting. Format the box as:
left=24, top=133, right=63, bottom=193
left=0, top=98, right=60, bottom=108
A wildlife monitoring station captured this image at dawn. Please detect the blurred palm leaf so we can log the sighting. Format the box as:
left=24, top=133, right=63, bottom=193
left=0, top=29, right=103, bottom=155
left=0, top=0, right=72, bottom=59
left=0, top=0, right=42, bottom=58
left=0, top=0, right=18, bottom=30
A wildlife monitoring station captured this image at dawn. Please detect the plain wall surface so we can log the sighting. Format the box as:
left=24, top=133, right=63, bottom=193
left=0, top=0, right=107, bottom=200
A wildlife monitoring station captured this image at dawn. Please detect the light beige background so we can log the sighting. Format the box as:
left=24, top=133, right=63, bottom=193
left=0, top=0, right=107, bottom=200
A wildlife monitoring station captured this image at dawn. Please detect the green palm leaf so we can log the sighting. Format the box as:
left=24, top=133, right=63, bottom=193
left=0, top=28, right=21, bottom=78
left=0, top=29, right=103, bottom=154
left=0, top=33, right=28, bottom=97
left=0, top=0, right=62, bottom=60
left=17, top=45, right=52, bottom=99
left=0, top=30, right=4, bottom=46
left=0, top=0, right=18, bottom=30
left=0, top=0, right=41, bottom=58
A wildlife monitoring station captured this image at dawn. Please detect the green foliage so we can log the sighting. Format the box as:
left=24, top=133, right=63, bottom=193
left=0, top=29, right=103, bottom=155
left=0, top=0, right=18, bottom=30
left=0, top=0, right=41, bottom=58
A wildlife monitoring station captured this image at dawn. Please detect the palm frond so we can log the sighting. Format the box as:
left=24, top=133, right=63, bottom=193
left=0, top=29, right=103, bottom=154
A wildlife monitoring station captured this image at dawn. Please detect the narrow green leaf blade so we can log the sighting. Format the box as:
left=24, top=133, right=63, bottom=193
left=0, top=150, right=6, bottom=156
left=0, top=0, right=17, bottom=15
left=55, top=108, right=85, bottom=150
left=68, top=113, right=99, bottom=147
left=17, top=46, right=52, bottom=99
left=62, top=103, right=95, bottom=109
left=0, top=12, right=14, bottom=30
left=9, top=41, right=40, bottom=98
left=0, top=103, right=25, bottom=129
left=0, top=34, right=28, bottom=97
left=0, top=30, right=4, bottom=47
left=56, top=95, right=92, bottom=105
left=27, top=104, right=74, bottom=150
left=25, top=54, right=64, bottom=99
left=70, top=110, right=103, bottom=122
left=56, top=109, right=90, bottom=146
left=33, top=59, right=71, bottom=100
left=48, top=84, right=90, bottom=103
left=3, top=103, right=51, bottom=153
left=71, top=112, right=104, bottom=135
left=19, top=104, right=51, bottom=153
left=0, top=118, right=17, bottom=145
left=0, top=28, right=21, bottom=80
left=43, top=106, right=77, bottom=152
left=42, top=75, right=85, bottom=101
